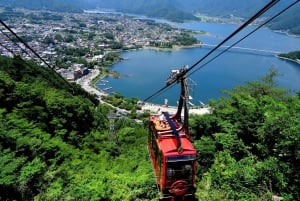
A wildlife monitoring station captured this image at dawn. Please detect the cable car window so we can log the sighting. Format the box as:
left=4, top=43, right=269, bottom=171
left=167, top=155, right=196, bottom=162
left=166, top=161, right=194, bottom=187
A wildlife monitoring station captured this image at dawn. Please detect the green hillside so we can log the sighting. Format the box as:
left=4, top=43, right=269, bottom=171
left=0, top=56, right=300, bottom=200
left=268, top=8, right=300, bottom=35
left=91, top=0, right=300, bottom=34
left=278, top=51, right=300, bottom=65
left=279, top=50, right=300, bottom=60
left=0, top=56, right=156, bottom=200
left=2, top=0, right=300, bottom=34
left=0, top=0, right=83, bottom=13
left=192, top=69, right=300, bottom=200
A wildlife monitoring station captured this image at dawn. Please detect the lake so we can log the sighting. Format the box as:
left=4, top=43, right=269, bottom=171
left=96, top=21, right=300, bottom=105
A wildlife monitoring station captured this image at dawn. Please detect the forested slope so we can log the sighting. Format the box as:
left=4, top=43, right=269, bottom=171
left=192, top=70, right=300, bottom=200
left=2, top=0, right=300, bottom=34
left=0, top=56, right=156, bottom=200
left=0, top=0, right=83, bottom=13
left=1, top=56, right=299, bottom=200
left=94, top=0, right=300, bottom=35
left=278, top=50, right=300, bottom=62
left=267, top=5, right=300, bottom=35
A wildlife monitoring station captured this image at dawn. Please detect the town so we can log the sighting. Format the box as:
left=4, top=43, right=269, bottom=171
left=0, top=8, right=201, bottom=81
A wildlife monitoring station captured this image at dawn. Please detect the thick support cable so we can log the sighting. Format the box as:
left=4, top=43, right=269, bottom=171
left=188, top=0, right=300, bottom=78
left=0, top=41, right=15, bottom=56
left=0, top=29, right=35, bottom=60
left=0, top=19, right=74, bottom=90
left=0, top=19, right=53, bottom=69
left=143, top=0, right=280, bottom=102
left=163, top=112, right=182, bottom=151
left=185, top=0, right=280, bottom=76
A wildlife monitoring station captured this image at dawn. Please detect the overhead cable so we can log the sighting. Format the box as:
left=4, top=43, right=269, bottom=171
left=0, top=19, right=53, bottom=69
left=188, top=0, right=300, bottom=77
left=0, top=29, right=36, bottom=60
left=143, top=0, right=283, bottom=102
left=0, top=19, right=74, bottom=89
left=185, top=0, right=280, bottom=75
left=0, top=40, right=15, bottom=56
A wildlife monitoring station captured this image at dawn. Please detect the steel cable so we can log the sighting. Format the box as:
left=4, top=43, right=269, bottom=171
left=143, top=0, right=283, bottom=102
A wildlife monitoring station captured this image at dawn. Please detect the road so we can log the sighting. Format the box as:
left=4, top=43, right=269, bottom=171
left=76, top=69, right=107, bottom=100
left=77, top=69, right=211, bottom=115
left=141, top=103, right=211, bottom=115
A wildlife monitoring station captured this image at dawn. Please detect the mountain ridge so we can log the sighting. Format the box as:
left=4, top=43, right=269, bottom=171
left=1, top=0, right=299, bottom=34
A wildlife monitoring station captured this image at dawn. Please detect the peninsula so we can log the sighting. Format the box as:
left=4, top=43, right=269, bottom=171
left=278, top=50, right=300, bottom=64
left=0, top=8, right=202, bottom=82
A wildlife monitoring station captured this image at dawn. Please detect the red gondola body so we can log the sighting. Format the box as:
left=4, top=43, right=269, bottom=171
left=148, top=67, right=198, bottom=201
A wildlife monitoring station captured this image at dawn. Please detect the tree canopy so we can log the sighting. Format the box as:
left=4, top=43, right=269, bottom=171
left=0, top=56, right=156, bottom=200
left=0, top=56, right=299, bottom=200
left=278, top=50, right=300, bottom=61
left=191, top=69, right=300, bottom=200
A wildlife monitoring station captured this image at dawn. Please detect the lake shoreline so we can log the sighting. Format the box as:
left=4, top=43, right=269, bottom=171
left=93, top=20, right=300, bottom=105
left=277, top=56, right=300, bottom=65
left=142, top=43, right=203, bottom=52
left=273, top=30, right=300, bottom=38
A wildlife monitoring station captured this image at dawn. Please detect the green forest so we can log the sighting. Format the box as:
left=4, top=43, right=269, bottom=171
left=2, top=0, right=300, bottom=35
left=0, top=56, right=300, bottom=201
left=278, top=51, right=300, bottom=62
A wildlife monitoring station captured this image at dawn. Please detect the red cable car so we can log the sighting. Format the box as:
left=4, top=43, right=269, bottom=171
left=148, top=67, right=198, bottom=201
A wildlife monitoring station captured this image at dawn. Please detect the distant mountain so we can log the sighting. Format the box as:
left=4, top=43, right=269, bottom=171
left=1, top=0, right=299, bottom=34
left=176, top=0, right=269, bottom=17
left=90, top=0, right=300, bottom=34
left=91, top=0, right=199, bottom=22
left=267, top=4, right=300, bottom=35
left=91, top=0, right=298, bottom=18
left=182, top=0, right=300, bottom=35
left=0, top=0, right=84, bottom=13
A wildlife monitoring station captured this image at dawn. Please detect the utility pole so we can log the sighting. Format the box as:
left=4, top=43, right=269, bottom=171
left=107, top=110, right=117, bottom=143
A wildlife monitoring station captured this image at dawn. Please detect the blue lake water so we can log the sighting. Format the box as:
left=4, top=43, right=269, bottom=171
left=96, top=21, right=300, bottom=105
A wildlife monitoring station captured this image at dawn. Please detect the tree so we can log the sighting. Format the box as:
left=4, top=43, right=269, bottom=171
left=54, top=33, right=64, bottom=42
left=43, top=36, right=55, bottom=45
left=0, top=55, right=157, bottom=201
left=192, top=69, right=300, bottom=200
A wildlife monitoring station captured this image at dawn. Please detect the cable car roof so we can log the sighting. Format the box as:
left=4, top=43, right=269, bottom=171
left=158, top=137, right=196, bottom=156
